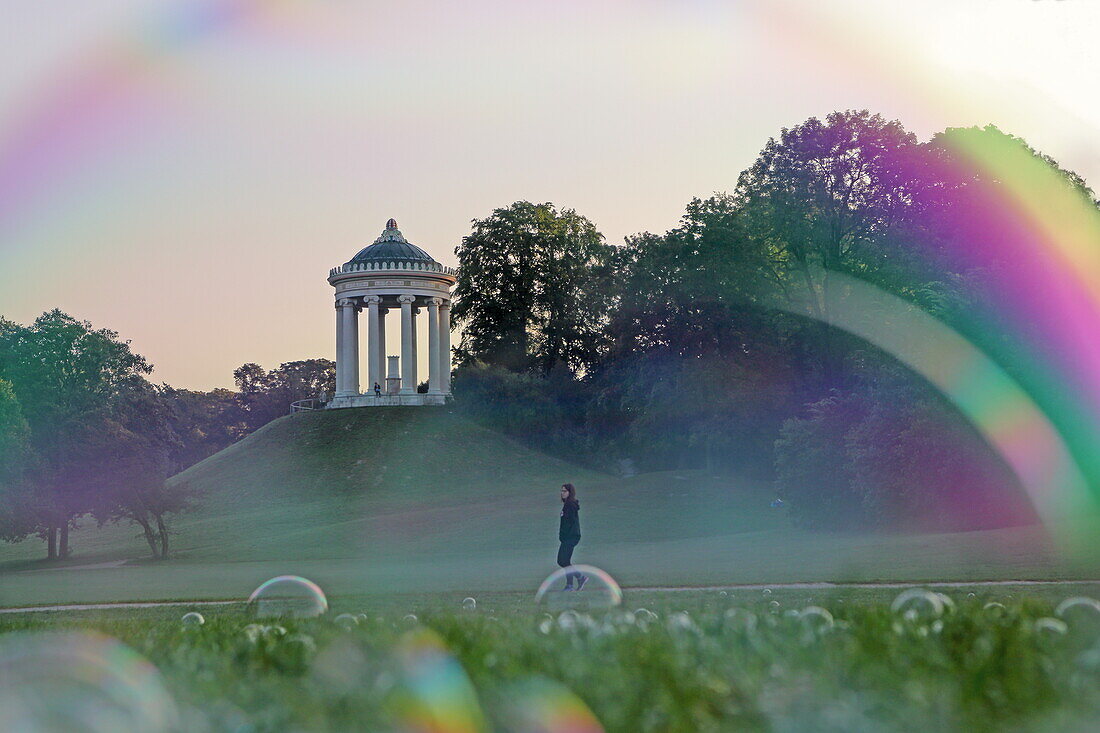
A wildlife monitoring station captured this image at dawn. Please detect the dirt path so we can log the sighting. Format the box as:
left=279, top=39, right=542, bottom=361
left=634, top=579, right=1100, bottom=592
left=0, top=599, right=239, bottom=614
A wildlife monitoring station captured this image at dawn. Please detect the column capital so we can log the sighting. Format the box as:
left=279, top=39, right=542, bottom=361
left=426, top=297, right=443, bottom=307
left=397, top=294, right=416, bottom=304
left=365, top=295, right=382, bottom=305
left=336, top=297, right=356, bottom=309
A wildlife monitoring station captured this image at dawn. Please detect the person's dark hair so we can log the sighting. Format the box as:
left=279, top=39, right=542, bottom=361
left=562, top=483, right=576, bottom=502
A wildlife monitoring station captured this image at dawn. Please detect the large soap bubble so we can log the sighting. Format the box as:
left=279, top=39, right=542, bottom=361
left=1055, top=596, right=1100, bottom=632
left=0, top=631, right=178, bottom=733
left=535, top=565, right=622, bottom=611
left=247, top=575, right=328, bottom=618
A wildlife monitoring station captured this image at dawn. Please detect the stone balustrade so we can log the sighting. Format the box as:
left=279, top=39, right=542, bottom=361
left=329, top=260, right=457, bottom=278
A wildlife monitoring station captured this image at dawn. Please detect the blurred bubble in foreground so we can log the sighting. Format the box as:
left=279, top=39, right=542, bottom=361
left=247, top=575, right=328, bottom=618
left=462, top=597, right=477, bottom=611
left=388, top=628, right=485, bottom=733
left=535, top=565, right=622, bottom=611
left=891, top=589, right=945, bottom=621
left=334, top=613, right=359, bottom=630
left=0, top=631, right=178, bottom=733
left=181, top=612, right=205, bottom=628
left=1055, top=597, right=1100, bottom=632
left=494, top=677, right=605, bottom=733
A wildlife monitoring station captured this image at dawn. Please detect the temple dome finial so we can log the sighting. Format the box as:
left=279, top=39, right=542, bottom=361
left=386, top=218, right=398, bottom=229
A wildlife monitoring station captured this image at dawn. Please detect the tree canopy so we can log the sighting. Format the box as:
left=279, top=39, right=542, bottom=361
left=452, top=201, right=614, bottom=375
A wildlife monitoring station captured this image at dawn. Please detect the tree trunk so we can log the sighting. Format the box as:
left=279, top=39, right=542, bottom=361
left=47, top=524, right=57, bottom=560
left=135, top=516, right=160, bottom=559
left=59, top=522, right=70, bottom=559
left=155, top=514, right=169, bottom=560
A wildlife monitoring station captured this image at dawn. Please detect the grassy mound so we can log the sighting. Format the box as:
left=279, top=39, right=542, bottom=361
left=1, top=407, right=1095, bottom=607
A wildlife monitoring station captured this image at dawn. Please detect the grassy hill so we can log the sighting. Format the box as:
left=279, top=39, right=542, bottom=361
left=1, top=407, right=1095, bottom=607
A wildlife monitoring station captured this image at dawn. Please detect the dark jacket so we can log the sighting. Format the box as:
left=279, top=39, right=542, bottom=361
left=559, top=499, right=581, bottom=542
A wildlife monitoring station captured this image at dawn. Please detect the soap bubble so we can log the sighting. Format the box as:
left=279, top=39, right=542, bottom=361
left=799, top=606, right=834, bottom=633
left=388, top=628, right=485, bottom=732
left=462, top=597, right=477, bottom=611
left=1034, top=617, right=1068, bottom=640
left=891, top=589, right=944, bottom=621
left=264, top=625, right=287, bottom=639
left=334, top=613, right=358, bottom=631
left=983, top=602, right=1008, bottom=620
left=0, top=631, right=178, bottom=733
left=762, top=588, right=772, bottom=596
left=493, top=677, right=604, bottom=733
left=535, top=565, right=622, bottom=611
left=1055, top=597, right=1100, bottom=632
left=181, top=612, right=205, bottom=628
left=247, top=575, right=328, bottom=618
left=243, top=624, right=263, bottom=643
left=402, top=614, right=419, bottom=625
left=935, top=593, right=956, bottom=614
left=668, top=611, right=695, bottom=632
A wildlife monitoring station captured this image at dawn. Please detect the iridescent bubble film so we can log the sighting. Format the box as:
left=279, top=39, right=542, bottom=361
left=247, top=575, right=328, bottom=618
left=0, top=631, right=178, bottom=733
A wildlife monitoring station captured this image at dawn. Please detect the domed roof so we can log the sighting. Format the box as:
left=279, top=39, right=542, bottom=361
left=345, top=219, right=438, bottom=266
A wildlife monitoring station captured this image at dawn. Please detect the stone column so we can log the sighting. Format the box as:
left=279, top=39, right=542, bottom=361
left=427, top=298, right=442, bottom=395
left=410, top=306, right=419, bottom=391
left=398, top=295, right=416, bottom=395
left=376, top=307, right=387, bottom=393
left=335, top=301, right=346, bottom=396
left=439, top=299, right=452, bottom=395
left=336, top=298, right=359, bottom=397
left=365, top=296, right=381, bottom=394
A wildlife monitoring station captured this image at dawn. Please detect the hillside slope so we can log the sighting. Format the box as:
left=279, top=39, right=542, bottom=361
left=3, top=407, right=1088, bottom=607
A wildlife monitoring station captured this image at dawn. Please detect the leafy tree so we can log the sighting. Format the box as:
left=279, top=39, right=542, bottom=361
left=92, top=381, right=196, bottom=559
left=735, top=110, right=924, bottom=383
left=161, top=386, right=247, bottom=471
left=0, top=310, right=152, bottom=558
left=607, top=194, right=777, bottom=359
left=0, top=378, right=31, bottom=541
left=452, top=201, right=614, bottom=375
left=451, top=362, right=586, bottom=459
left=233, top=359, right=335, bottom=431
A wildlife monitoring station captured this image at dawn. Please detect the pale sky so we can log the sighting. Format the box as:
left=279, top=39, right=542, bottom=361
left=0, top=0, right=1097, bottom=390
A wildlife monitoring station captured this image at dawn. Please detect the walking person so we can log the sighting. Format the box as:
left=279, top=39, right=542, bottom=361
left=557, top=483, right=588, bottom=591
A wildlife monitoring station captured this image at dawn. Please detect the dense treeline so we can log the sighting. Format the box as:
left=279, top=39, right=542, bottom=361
left=2, top=109, right=1094, bottom=553
left=0, top=313, right=334, bottom=560
left=450, top=111, right=1097, bottom=532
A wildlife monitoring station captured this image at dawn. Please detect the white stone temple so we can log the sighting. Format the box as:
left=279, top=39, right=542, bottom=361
left=326, top=219, right=456, bottom=407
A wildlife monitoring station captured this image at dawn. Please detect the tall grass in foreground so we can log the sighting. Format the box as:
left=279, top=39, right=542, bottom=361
left=3, top=591, right=1100, bottom=731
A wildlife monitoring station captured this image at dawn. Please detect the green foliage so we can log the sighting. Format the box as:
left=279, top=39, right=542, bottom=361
left=452, top=201, right=614, bottom=375
left=775, top=390, right=866, bottom=529
left=0, top=379, right=31, bottom=541
left=0, top=378, right=29, bottom=485
left=3, top=591, right=1100, bottom=732
left=233, top=359, right=335, bottom=431
left=451, top=362, right=588, bottom=461
left=0, top=311, right=198, bottom=559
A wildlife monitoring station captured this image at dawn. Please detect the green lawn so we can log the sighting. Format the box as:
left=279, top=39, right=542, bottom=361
left=2, top=408, right=1098, bottom=609
left=4, top=586, right=1100, bottom=731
